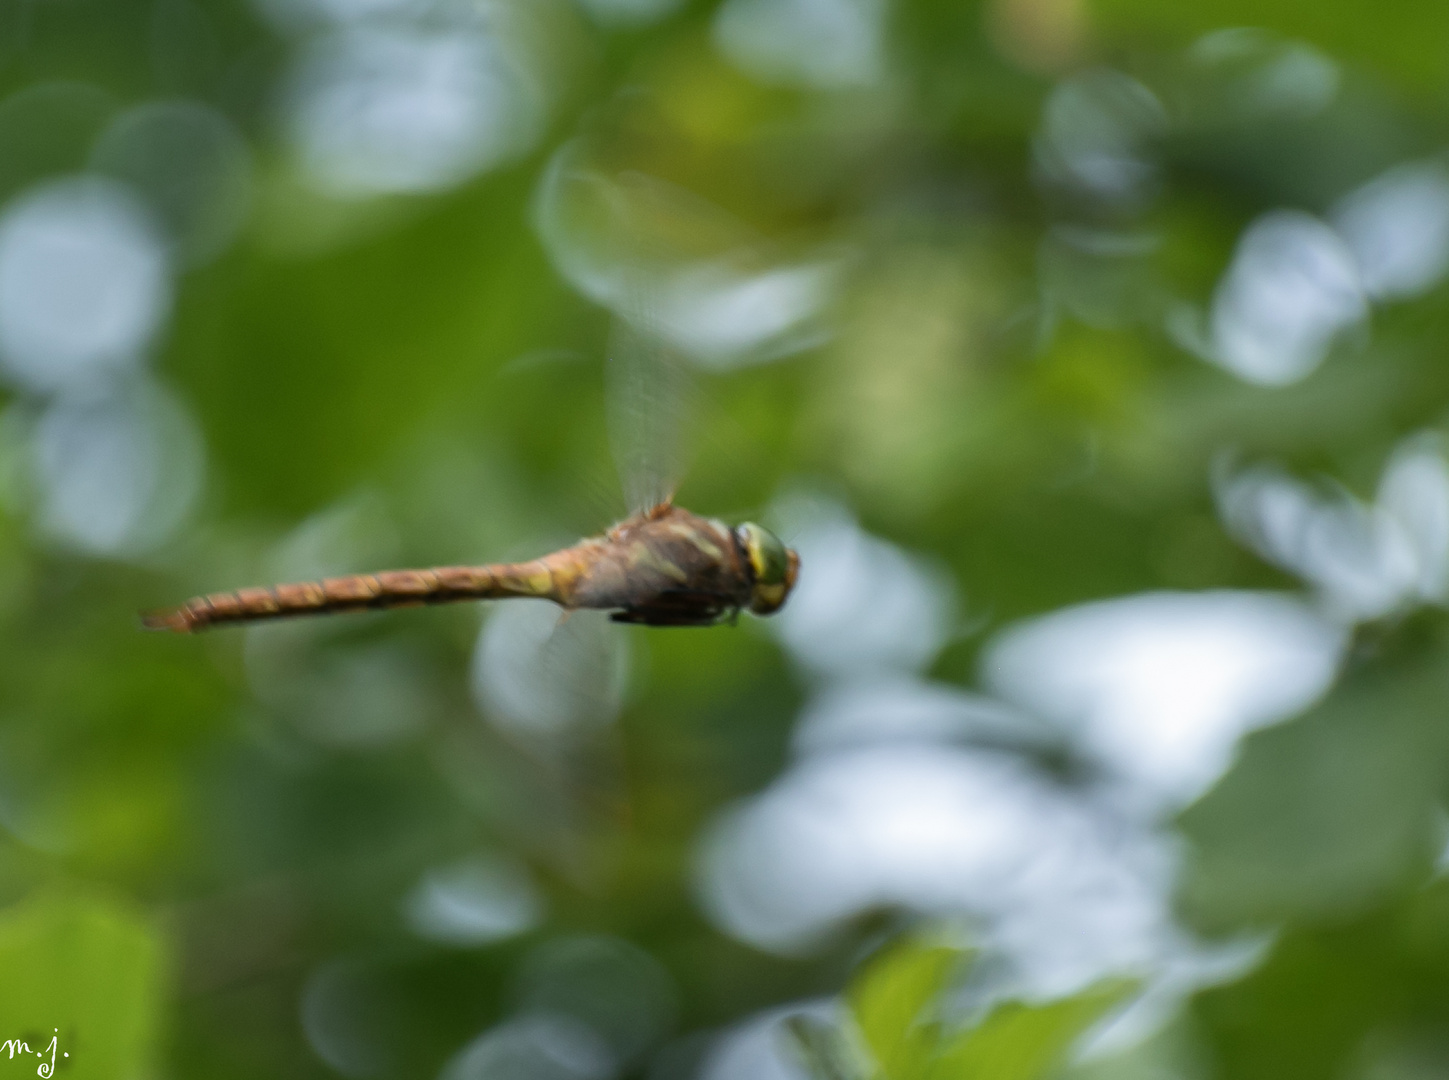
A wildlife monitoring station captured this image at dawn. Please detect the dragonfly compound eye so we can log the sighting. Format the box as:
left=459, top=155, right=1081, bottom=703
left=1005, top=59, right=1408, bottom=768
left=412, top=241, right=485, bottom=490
left=737, top=522, right=799, bottom=615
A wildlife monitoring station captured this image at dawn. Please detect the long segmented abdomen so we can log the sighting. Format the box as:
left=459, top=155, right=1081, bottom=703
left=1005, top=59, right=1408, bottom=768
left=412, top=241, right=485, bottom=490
left=142, top=561, right=558, bottom=633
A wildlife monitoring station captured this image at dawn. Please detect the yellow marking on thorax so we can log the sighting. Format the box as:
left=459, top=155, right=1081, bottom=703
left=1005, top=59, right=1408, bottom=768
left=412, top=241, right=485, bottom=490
left=664, top=521, right=725, bottom=562
left=628, top=542, right=692, bottom=584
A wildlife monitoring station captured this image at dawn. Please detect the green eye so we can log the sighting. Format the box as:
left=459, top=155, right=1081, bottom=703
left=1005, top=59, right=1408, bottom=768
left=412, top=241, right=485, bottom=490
left=737, top=522, right=789, bottom=586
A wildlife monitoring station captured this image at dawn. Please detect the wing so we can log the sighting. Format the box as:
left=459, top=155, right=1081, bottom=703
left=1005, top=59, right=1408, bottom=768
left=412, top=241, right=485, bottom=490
left=606, top=297, right=696, bottom=516
left=476, top=603, right=630, bottom=737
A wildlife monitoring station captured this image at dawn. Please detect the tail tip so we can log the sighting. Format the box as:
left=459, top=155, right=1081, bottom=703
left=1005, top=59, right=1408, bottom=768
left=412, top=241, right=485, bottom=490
left=140, top=608, right=196, bottom=633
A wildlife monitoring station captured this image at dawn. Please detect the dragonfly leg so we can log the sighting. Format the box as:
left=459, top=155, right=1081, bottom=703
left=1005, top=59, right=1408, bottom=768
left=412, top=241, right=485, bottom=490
left=610, top=590, right=736, bottom=626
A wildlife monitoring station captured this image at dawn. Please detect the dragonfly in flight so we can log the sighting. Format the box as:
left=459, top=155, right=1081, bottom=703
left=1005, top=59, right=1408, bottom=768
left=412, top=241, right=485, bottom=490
left=143, top=322, right=800, bottom=634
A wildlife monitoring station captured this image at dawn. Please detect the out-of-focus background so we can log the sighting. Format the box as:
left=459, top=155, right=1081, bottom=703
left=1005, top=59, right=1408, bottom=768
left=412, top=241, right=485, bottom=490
left=6, top=0, right=1449, bottom=1076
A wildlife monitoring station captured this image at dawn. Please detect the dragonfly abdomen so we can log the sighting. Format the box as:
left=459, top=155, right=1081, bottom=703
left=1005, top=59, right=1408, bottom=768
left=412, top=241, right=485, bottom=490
left=143, top=561, right=559, bottom=633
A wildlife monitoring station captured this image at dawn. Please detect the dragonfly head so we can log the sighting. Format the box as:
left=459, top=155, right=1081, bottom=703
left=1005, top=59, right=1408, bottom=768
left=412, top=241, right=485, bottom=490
left=736, top=522, right=800, bottom=616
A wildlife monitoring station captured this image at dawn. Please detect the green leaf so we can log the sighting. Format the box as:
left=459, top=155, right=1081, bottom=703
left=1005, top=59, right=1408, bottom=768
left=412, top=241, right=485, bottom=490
left=848, top=939, right=968, bottom=1079
left=0, top=889, right=166, bottom=1080
left=927, top=979, right=1137, bottom=1080
left=1179, top=623, right=1449, bottom=930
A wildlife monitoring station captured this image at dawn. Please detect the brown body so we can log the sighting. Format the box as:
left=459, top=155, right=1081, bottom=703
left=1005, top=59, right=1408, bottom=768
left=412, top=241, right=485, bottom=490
left=144, top=504, right=778, bottom=633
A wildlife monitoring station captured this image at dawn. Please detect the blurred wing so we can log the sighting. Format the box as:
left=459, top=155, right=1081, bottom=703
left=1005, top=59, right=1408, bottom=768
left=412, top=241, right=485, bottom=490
left=607, top=305, right=696, bottom=516
left=473, top=604, right=630, bottom=826
left=475, top=603, right=629, bottom=738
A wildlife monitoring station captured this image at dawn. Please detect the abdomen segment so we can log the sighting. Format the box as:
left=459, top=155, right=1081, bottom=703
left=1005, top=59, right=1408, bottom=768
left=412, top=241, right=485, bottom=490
left=142, top=561, right=558, bottom=632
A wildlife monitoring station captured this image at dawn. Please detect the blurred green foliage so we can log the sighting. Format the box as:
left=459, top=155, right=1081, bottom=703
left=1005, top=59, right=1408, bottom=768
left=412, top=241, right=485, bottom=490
left=0, top=890, right=163, bottom=1079
left=0, top=0, right=1447, bottom=1078
left=791, top=936, right=1131, bottom=1080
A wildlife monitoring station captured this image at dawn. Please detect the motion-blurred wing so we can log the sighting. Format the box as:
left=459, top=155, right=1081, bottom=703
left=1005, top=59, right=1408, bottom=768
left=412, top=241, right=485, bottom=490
left=475, top=603, right=629, bottom=738
left=607, top=302, right=696, bottom=516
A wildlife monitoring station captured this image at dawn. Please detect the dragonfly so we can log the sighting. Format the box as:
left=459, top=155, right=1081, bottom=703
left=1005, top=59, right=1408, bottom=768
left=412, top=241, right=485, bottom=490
left=142, top=324, right=799, bottom=635
left=143, top=502, right=797, bottom=632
